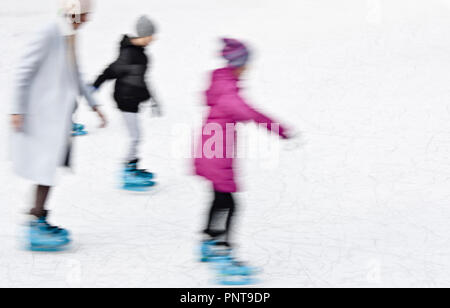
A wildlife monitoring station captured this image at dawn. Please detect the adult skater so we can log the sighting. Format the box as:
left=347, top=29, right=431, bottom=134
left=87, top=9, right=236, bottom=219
left=10, top=0, right=106, bottom=251
left=195, top=38, right=291, bottom=285
left=92, top=16, right=161, bottom=191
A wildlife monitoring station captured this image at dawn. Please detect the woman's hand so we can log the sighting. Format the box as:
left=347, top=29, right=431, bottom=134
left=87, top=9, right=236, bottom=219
left=283, top=128, right=306, bottom=151
left=93, top=107, right=107, bottom=128
left=11, top=114, right=24, bottom=132
left=151, top=101, right=163, bottom=117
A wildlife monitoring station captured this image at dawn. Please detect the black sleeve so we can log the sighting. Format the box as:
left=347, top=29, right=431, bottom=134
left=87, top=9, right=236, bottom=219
left=93, top=48, right=132, bottom=89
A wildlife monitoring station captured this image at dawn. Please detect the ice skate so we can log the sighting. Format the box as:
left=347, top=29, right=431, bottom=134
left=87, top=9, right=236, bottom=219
left=215, top=255, right=261, bottom=285
left=216, top=273, right=257, bottom=286
left=200, top=240, right=260, bottom=285
left=122, top=160, right=156, bottom=192
left=126, top=159, right=155, bottom=180
left=215, top=257, right=260, bottom=277
left=200, top=239, right=233, bottom=263
left=27, top=217, right=71, bottom=252
left=135, top=169, right=155, bottom=180
left=72, top=123, right=88, bottom=137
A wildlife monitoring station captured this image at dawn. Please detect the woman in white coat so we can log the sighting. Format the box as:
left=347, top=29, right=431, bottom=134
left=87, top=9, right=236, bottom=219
left=10, top=0, right=106, bottom=250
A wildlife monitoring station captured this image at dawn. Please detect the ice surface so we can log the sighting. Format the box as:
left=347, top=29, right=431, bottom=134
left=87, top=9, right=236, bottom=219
left=2, top=0, right=450, bottom=287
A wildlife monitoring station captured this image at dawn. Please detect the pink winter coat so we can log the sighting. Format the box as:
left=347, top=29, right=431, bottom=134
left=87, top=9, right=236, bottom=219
left=194, top=67, right=288, bottom=193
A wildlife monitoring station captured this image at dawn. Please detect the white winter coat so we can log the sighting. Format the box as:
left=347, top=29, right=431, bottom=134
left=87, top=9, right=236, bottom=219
left=11, top=19, right=97, bottom=186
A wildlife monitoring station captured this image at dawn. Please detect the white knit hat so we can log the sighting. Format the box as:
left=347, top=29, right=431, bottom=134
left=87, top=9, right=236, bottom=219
left=60, top=0, right=93, bottom=15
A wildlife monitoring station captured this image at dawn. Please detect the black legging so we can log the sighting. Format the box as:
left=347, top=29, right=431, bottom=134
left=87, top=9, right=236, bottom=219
left=204, top=191, right=236, bottom=245
left=30, top=185, right=51, bottom=218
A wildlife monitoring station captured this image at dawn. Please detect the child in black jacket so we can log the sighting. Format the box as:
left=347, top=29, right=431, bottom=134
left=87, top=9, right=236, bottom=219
left=93, top=16, right=161, bottom=190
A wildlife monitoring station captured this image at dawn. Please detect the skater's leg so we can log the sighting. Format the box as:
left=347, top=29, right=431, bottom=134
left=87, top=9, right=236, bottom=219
left=27, top=185, right=71, bottom=251
left=122, top=111, right=141, bottom=162
left=204, top=190, right=236, bottom=245
left=30, top=185, right=51, bottom=218
left=27, top=184, right=70, bottom=250
left=201, top=191, right=258, bottom=281
left=121, top=111, right=155, bottom=190
left=224, top=193, right=236, bottom=244
left=205, top=191, right=223, bottom=238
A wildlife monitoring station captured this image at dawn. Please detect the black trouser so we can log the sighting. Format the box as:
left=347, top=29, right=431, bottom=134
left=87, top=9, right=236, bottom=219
left=204, top=191, right=236, bottom=245
left=30, top=185, right=52, bottom=218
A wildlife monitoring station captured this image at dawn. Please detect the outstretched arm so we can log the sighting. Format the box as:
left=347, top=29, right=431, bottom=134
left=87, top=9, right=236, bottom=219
left=79, top=77, right=97, bottom=108
left=222, top=93, right=289, bottom=139
left=93, top=48, right=132, bottom=89
left=77, top=78, right=107, bottom=128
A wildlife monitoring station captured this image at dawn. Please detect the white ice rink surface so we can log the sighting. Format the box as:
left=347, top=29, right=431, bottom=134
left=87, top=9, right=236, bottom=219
left=2, top=0, right=450, bottom=288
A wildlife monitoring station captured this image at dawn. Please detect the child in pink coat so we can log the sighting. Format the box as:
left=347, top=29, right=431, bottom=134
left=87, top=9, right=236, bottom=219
left=195, top=38, right=290, bottom=283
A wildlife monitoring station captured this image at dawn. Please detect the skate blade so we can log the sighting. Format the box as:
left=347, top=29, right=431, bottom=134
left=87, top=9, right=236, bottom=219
left=27, top=242, right=71, bottom=252
left=122, top=183, right=157, bottom=192
left=73, top=124, right=86, bottom=131
left=72, top=131, right=88, bottom=137
left=216, top=267, right=261, bottom=277
left=216, top=276, right=258, bottom=286
left=137, top=173, right=156, bottom=180
left=201, top=256, right=232, bottom=264
left=223, top=266, right=263, bottom=276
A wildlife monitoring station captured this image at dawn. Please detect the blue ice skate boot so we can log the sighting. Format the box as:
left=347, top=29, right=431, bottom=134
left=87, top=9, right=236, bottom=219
left=127, top=159, right=155, bottom=180
left=200, top=240, right=233, bottom=263
left=27, top=216, right=71, bottom=252
left=216, top=273, right=257, bottom=286
left=216, top=257, right=260, bottom=277
left=201, top=240, right=260, bottom=275
left=73, top=123, right=85, bottom=131
left=72, top=123, right=88, bottom=137
left=215, top=255, right=261, bottom=285
left=201, top=240, right=260, bottom=285
left=201, top=240, right=259, bottom=274
left=122, top=160, right=156, bottom=192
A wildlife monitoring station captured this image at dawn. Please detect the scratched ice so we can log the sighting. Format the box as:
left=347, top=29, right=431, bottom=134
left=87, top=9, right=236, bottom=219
left=1, top=0, right=450, bottom=287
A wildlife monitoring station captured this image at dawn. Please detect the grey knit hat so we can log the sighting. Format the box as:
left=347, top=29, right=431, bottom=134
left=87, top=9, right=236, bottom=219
left=136, top=16, right=156, bottom=38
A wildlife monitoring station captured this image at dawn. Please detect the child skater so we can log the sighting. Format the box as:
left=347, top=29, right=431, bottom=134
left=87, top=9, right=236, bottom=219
left=10, top=0, right=106, bottom=251
left=92, top=16, right=161, bottom=191
left=195, top=38, right=291, bottom=285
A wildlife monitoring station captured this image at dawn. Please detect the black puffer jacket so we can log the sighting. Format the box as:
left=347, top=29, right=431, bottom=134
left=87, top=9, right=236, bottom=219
left=94, top=35, right=151, bottom=112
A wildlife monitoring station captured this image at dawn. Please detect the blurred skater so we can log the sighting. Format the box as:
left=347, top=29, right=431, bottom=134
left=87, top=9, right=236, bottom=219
left=92, top=16, right=161, bottom=192
left=195, top=38, right=291, bottom=285
left=10, top=0, right=106, bottom=251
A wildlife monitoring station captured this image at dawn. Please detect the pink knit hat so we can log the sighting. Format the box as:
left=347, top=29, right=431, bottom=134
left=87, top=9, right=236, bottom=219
left=221, top=38, right=250, bottom=68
